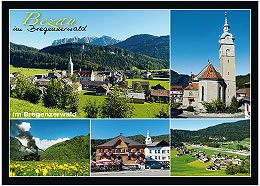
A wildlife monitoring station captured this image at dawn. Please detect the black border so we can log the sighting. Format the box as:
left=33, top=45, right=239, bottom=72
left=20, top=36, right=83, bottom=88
left=2, top=1, right=258, bottom=185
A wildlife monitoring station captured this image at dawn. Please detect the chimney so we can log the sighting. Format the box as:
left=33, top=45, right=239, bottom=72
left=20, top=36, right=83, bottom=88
left=120, top=133, right=123, bottom=136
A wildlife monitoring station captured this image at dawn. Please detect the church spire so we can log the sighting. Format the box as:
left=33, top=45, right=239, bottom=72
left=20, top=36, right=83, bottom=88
left=223, top=11, right=230, bottom=32
left=145, top=130, right=152, bottom=145
left=225, top=11, right=228, bottom=24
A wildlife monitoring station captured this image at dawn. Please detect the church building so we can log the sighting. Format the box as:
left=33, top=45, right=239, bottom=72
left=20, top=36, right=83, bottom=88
left=182, top=13, right=236, bottom=111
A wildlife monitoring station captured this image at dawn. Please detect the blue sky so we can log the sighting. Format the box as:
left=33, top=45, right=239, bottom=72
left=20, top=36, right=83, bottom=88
left=171, top=10, right=250, bottom=75
left=11, top=119, right=90, bottom=140
left=91, top=119, right=170, bottom=139
left=10, top=10, right=169, bottom=49
left=171, top=119, right=242, bottom=131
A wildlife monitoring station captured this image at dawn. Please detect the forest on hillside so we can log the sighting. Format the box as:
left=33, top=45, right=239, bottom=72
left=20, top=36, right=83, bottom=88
left=171, top=120, right=250, bottom=144
left=10, top=42, right=169, bottom=71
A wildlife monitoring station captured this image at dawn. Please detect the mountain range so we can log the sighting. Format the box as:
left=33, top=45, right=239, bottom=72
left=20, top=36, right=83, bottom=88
left=171, top=120, right=250, bottom=144
left=51, top=34, right=169, bottom=60
left=52, top=35, right=121, bottom=46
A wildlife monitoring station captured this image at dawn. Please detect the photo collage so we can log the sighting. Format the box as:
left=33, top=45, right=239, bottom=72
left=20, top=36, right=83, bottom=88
left=9, top=9, right=251, bottom=178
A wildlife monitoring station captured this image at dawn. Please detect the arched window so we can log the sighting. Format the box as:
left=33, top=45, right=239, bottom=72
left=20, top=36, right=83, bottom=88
left=219, top=87, right=221, bottom=99
left=189, top=91, right=193, bottom=96
left=226, top=49, right=230, bottom=56
left=201, top=86, right=204, bottom=101
left=228, top=72, right=229, bottom=75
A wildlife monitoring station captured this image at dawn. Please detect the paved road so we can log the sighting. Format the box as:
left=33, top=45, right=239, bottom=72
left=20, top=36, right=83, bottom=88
left=91, top=169, right=170, bottom=177
left=189, top=145, right=250, bottom=156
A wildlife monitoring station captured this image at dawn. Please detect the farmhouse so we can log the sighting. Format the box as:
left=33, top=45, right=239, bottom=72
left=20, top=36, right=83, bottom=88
left=96, top=133, right=146, bottom=168
left=127, top=93, right=145, bottom=104
left=170, top=86, right=183, bottom=103
left=132, top=81, right=149, bottom=90
left=150, top=89, right=170, bottom=103
left=73, top=70, right=95, bottom=82
left=81, top=80, right=110, bottom=91
left=96, top=84, right=110, bottom=96
left=118, top=81, right=128, bottom=89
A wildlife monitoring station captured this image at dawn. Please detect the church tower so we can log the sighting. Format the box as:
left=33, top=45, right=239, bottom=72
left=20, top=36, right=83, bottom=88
left=145, top=130, right=152, bottom=145
left=68, top=54, right=73, bottom=75
left=219, top=12, right=236, bottom=104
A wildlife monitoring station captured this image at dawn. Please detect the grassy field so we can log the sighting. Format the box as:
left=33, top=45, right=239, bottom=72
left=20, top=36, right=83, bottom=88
left=126, top=78, right=170, bottom=90
left=171, top=148, right=249, bottom=176
left=10, top=91, right=168, bottom=118
left=10, top=160, right=90, bottom=176
left=10, top=65, right=61, bottom=76
left=10, top=98, right=75, bottom=118
left=220, top=141, right=250, bottom=150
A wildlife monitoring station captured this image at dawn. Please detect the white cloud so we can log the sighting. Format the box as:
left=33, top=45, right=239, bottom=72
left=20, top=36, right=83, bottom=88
left=34, top=137, right=70, bottom=150
left=17, top=122, right=31, bottom=131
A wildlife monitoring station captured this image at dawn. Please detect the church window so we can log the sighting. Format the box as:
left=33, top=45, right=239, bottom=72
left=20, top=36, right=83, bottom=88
left=189, top=91, right=193, bottom=96
left=226, top=49, right=230, bottom=56
left=201, top=86, right=204, bottom=101
left=228, top=72, right=229, bottom=75
left=228, top=60, right=229, bottom=63
left=219, top=87, right=221, bottom=99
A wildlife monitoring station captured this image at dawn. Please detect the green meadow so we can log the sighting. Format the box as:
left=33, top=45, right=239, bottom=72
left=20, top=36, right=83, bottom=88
left=126, top=78, right=170, bottom=90
left=171, top=148, right=249, bottom=177
left=219, top=141, right=250, bottom=150
left=10, top=91, right=168, bottom=118
left=10, top=65, right=61, bottom=76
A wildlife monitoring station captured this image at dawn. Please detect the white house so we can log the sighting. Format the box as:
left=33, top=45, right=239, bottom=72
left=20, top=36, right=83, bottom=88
left=145, top=131, right=170, bottom=165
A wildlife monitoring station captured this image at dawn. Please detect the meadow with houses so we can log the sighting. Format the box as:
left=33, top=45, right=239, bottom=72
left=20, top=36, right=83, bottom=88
left=171, top=146, right=250, bottom=176
left=10, top=64, right=170, bottom=118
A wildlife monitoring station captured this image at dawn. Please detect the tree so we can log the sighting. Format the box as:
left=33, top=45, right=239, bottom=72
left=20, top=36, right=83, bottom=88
left=101, top=90, right=134, bottom=118
left=10, top=73, right=40, bottom=104
left=228, top=96, right=240, bottom=113
left=43, top=78, right=79, bottom=112
left=133, top=82, right=143, bottom=93
left=84, top=99, right=100, bottom=118
left=154, top=105, right=169, bottom=118
left=202, top=98, right=227, bottom=113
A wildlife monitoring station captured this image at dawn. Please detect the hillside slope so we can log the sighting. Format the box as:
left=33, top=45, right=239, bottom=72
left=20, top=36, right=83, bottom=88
left=10, top=42, right=168, bottom=71
left=41, top=135, right=90, bottom=160
left=113, top=34, right=169, bottom=60
left=171, top=120, right=250, bottom=144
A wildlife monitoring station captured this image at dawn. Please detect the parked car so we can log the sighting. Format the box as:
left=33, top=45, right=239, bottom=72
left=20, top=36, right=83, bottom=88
left=146, top=163, right=166, bottom=169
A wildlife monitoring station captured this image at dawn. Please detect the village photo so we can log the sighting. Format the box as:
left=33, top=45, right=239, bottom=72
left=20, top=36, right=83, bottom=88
left=170, top=10, right=251, bottom=118
left=10, top=119, right=91, bottom=176
left=170, top=119, right=250, bottom=176
left=10, top=10, right=170, bottom=119
left=91, top=119, right=170, bottom=176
